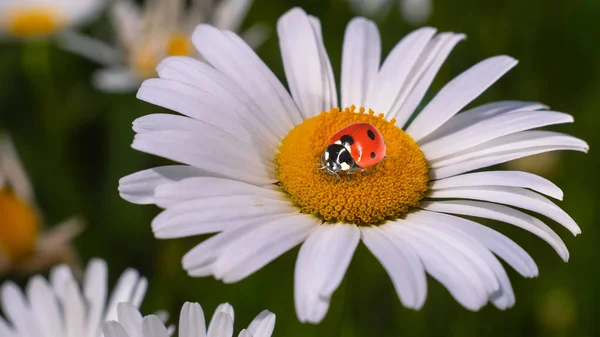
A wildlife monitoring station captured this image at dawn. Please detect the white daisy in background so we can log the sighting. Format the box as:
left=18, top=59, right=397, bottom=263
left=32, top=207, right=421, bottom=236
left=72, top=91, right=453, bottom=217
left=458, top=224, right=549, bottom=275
left=347, top=0, right=432, bottom=26
left=0, top=134, right=84, bottom=277
left=0, top=258, right=148, bottom=337
left=104, top=301, right=276, bottom=337
left=0, top=0, right=105, bottom=39
left=119, top=7, right=587, bottom=324
left=59, top=0, right=267, bottom=93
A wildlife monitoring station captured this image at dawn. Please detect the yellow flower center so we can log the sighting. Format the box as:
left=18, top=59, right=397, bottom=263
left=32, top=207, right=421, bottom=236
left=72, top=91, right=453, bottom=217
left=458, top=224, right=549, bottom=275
left=276, top=106, right=430, bottom=225
left=6, top=8, right=63, bottom=37
left=131, top=47, right=159, bottom=80
left=167, top=34, right=192, bottom=57
left=131, top=34, right=192, bottom=79
left=0, top=190, right=39, bottom=262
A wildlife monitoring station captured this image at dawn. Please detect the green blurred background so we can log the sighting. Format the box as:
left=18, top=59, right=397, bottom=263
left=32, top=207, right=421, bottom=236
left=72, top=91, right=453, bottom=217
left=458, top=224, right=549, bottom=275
left=0, top=0, right=598, bottom=336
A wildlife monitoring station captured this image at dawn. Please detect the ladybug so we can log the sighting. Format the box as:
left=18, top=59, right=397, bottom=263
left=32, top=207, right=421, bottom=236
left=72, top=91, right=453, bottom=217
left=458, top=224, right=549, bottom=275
left=320, top=123, right=386, bottom=177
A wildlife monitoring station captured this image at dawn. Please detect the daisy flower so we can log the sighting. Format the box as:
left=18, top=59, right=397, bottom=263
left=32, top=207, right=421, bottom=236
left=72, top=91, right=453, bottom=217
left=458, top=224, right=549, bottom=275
left=59, top=0, right=267, bottom=93
left=119, top=7, right=588, bottom=323
left=0, top=258, right=147, bottom=337
left=103, top=302, right=276, bottom=337
left=0, top=134, right=83, bottom=276
left=347, top=0, right=432, bottom=25
left=0, top=0, right=105, bottom=39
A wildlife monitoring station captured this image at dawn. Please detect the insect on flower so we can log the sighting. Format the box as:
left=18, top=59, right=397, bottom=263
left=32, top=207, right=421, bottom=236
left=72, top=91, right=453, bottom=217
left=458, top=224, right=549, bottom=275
left=320, top=122, right=387, bottom=177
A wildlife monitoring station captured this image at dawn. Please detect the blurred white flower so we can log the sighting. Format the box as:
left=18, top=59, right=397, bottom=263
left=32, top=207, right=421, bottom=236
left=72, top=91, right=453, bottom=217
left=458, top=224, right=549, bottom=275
left=0, top=258, right=148, bottom=337
left=347, top=0, right=432, bottom=25
left=119, top=7, right=586, bottom=324
left=59, top=0, right=267, bottom=93
left=0, top=133, right=84, bottom=276
left=0, top=0, right=105, bottom=38
left=103, top=302, right=276, bottom=337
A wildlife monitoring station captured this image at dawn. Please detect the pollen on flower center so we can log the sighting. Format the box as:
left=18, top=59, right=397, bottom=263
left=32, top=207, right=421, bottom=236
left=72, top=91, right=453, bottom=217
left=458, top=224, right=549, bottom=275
left=7, top=8, right=63, bottom=37
left=275, top=106, right=430, bottom=225
left=0, top=190, right=39, bottom=261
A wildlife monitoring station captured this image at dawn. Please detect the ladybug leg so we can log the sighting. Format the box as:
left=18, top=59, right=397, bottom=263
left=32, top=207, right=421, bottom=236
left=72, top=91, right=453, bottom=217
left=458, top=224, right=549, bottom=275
left=346, top=167, right=357, bottom=180
left=360, top=167, right=369, bottom=176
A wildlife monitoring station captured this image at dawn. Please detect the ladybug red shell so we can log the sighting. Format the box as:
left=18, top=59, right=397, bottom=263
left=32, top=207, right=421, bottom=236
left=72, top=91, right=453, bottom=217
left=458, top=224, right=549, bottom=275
left=320, top=123, right=386, bottom=176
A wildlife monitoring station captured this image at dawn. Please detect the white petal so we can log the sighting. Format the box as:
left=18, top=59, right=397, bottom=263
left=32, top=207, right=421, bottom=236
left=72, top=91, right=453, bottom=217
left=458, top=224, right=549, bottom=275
left=153, top=177, right=282, bottom=208
left=421, top=200, right=569, bottom=261
left=429, top=171, right=564, bottom=200
left=407, top=56, right=518, bottom=141
left=105, top=269, right=145, bottom=321
left=57, top=30, right=121, bottom=65
left=179, top=302, right=207, bottom=337
left=385, top=223, right=488, bottom=310
left=411, top=216, right=515, bottom=309
left=403, top=219, right=501, bottom=295
left=119, top=165, right=207, bottom=205
left=206, top=312, right=234, bottom=337
left=0, top=134, right=34, bottom=204
left=238, top=330, right=253, bottom=337
left=141, top=316, right=170, bottom=337
left=308, top=16, right=338, bottom=111
left=430, top=132, right=588, bottom=179
left=400, top=0, right=432, bottom=25
left=429, top=186, right=580, bottom=235
left=109, top=0, right=142, bottom=47
left=62, top=276, right=86, bottom=337
left=420, top=110, right=573, bottom=160
left=212, top=0, right=254, bottom=32
left=365, top=27, right=437, bottom=116
left=83, top=259, right=108, bottom=337
left=93, top=68, right=141, bottom=93
left=212, top=303, right=235, bottom=324
left=133, top=113, right=273, bottom=168
left=360, top=225, right=427, bottom=309
left=391, top=32, right=465, bottom=127
left=213, top=214, right=318, bottom=283
left=419, top=100, right=549, bottom=143
left=409, top=210, right=538, bottom=277
left=347, top=0, right=391, bottom=15
left=152, top=196, right=297, bottom=239
left=277, top=8, right=337, bottom=118
left=183, top=213, right=290, bottom=275
left=1, top=282, right=41, bottom=337
left=192, top=25, right=302, bottom=130
left=132, top=130, right=274, bottom=185
left=103, top=321, right=131, bottom=337
left=246, top=310, right=275, bottom=337
left=116, top=303, right=144, bottom=337
left=294, top=224, right=359, bottom=323
left=0, top=317, right=15, bottom=337
left=26, top=277, right=63, bottom=337
left=63, top=0, right=106, bottom=26
left=150, top=59, right=282, bottom=153
left=341, top=17, right=381, bottom=109
left=431, top=131, right=588, bottom=168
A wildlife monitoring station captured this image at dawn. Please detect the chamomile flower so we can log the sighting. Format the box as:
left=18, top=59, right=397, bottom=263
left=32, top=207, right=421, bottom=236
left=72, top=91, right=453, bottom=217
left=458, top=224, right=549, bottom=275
left=0, top=0, right=105, bottom=39
left=119, top=8, right=587, bottom=323
left=59, top=0, right=266, bottom=93
left=0, top=258, right=147, bottom=337
left=347, top=0, right=432, bottom=25
left=103, top=302, right=276, bottom=337
left=0, top=134, right=83, bottom=276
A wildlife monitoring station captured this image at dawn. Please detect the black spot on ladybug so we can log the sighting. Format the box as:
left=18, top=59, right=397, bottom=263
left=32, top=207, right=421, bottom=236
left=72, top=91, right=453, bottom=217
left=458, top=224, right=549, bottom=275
left=371, top=152, right=376, bottom=158
left=340, top=135, right=354, bottom=145
left=367, top=130, right=376, bottom=140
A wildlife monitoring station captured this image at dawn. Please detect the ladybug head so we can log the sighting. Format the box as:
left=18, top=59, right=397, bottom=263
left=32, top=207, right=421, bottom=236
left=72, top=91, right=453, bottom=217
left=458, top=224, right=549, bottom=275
left=321, top=144, right=355, bottom=175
